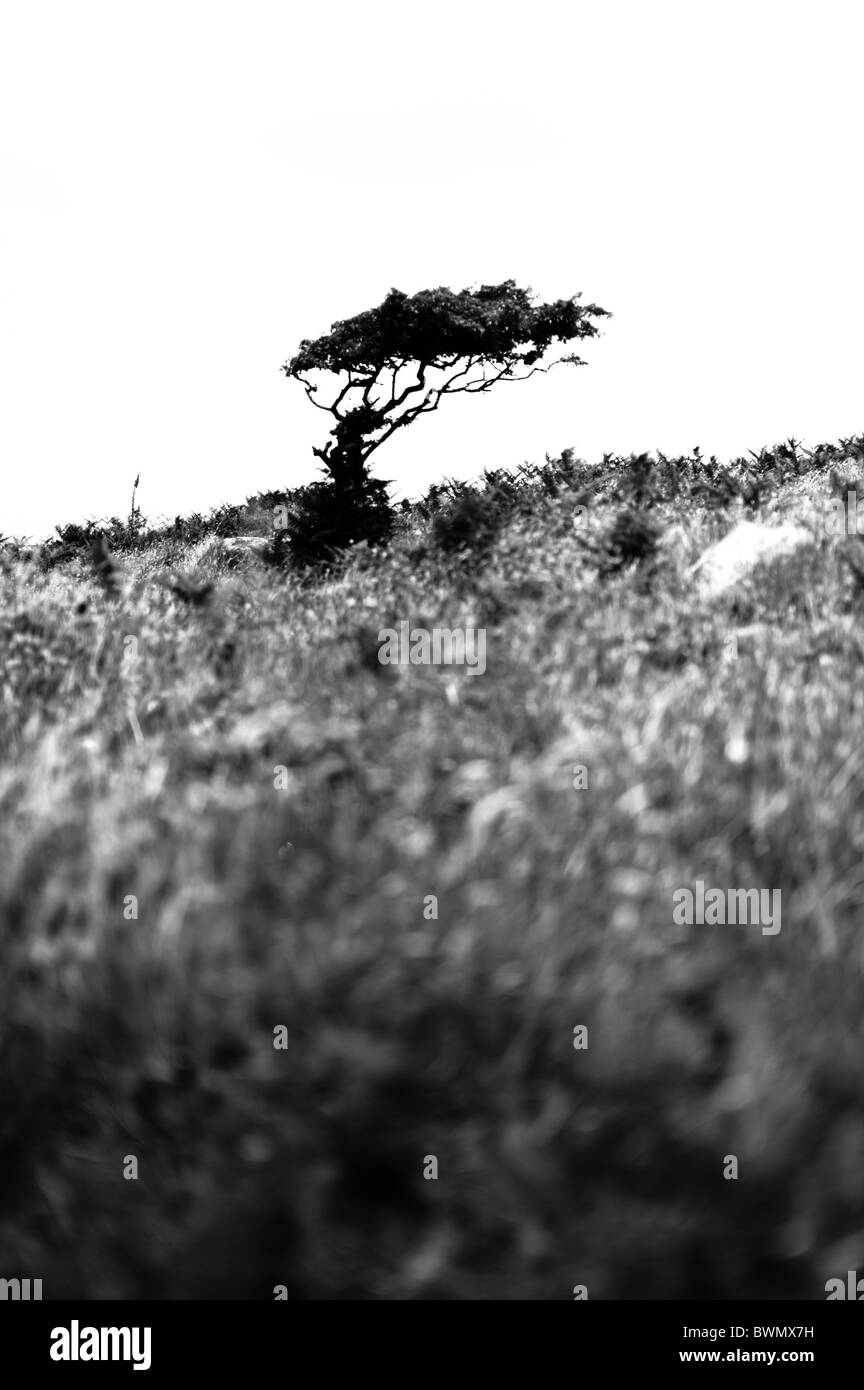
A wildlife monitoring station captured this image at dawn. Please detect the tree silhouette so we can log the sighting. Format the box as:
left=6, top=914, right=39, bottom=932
left=283, top=280, right=610, bottom=493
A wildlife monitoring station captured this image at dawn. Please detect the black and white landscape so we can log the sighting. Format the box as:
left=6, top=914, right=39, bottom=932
left=1, top=1, right=864, bottom=1310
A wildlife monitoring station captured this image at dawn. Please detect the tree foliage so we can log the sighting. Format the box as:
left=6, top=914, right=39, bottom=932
left=283, top=280, right=610, bottom=490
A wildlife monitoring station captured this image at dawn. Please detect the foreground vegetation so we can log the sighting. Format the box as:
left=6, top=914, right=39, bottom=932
left=2, top=437, right=864, bottom=1298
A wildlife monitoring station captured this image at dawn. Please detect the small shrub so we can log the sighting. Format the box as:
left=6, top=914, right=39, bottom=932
left=430, top=487, right=508, bottom=565
left=598, top=507, right=662, bottom=577
left=282, top=478, right=393, bottom=571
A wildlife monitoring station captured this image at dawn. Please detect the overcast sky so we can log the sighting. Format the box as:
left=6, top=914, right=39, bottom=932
left=2, top=1, right=862, bottom=538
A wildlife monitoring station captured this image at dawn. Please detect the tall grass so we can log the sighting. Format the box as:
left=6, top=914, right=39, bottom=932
left=0, top=438, right=863, bottom=1298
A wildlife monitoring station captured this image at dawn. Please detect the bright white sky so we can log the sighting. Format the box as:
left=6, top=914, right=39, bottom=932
left=2, top=0, right=863, bottom=539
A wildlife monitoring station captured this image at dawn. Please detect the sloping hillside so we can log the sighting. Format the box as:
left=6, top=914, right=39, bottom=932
left=2, top=441, right=864, bottom=1299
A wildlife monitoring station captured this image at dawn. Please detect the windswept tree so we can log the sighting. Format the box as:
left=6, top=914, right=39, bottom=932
left=280, top=280, right=610, bottom=565
left=284, top=280, right=610, bottom=492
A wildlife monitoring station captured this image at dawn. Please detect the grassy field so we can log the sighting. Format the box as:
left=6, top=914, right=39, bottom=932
left=2, top=441, right=864, bottom=1299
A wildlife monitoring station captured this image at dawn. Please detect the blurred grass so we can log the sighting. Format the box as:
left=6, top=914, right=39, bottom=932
left=2, top=443, right=864, bottom=1298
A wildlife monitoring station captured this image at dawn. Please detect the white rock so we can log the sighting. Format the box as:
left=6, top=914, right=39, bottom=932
left=690, top=520, right=813, bottom=599
left=204, top=535, right=272, bottom=562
